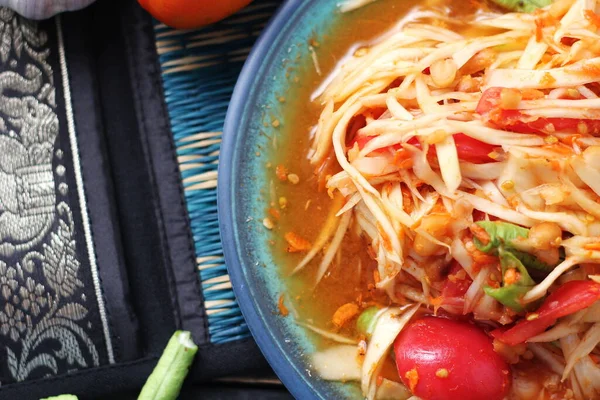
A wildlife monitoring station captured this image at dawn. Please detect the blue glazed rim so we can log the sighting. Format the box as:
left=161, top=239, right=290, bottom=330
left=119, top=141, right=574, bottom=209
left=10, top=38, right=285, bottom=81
left=218, top=0, right=322, bottom=398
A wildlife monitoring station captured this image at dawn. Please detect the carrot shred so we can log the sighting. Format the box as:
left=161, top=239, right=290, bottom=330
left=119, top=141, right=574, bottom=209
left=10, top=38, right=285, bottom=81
left=542, top=144, right=573, bottom=156
left=469, top=223, right=491, bottom=246
left=393, top=149, right=413, bottom=169
left=521, top=88, right=545, bottom=101
left=278, top=294, right=289, bottom=317
left=465, top=240, right=497, bottom=271
left=377, top=222, right=393, bottom=252
left=560, top=134, right=581, bottom=146
left=373, top=270, right=381, bottom=284
left=366, top=245, right=377, bottom=260
left=276, top=164, right=288, bottom=181
left=534, top=18, right=543, bottom=42
left=430, top=295, right=444, bottom=315
left=401, top=185, right=414, bottom=214
left=584, top=243, right=600, bottom=251
left=268, top=207, right=281, bottom=220
left=284, top=232, right=311, bottom=253
left=332, top=303, right=360, bottom=328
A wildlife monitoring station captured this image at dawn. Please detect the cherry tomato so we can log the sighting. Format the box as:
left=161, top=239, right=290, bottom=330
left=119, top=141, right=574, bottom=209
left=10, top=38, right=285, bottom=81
left=394, top=317, right=511, bottom=400
left=493, top=280, right=600, bottom=346
left=138, top=0, right=252, bottom=29
left=353, top=134, right=496, bottom=164
left=476, top=87, right=600, bottom=135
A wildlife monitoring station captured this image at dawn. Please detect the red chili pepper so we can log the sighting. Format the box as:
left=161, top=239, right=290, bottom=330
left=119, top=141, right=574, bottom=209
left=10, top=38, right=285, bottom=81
left=492, top=280, right=600, bottom=345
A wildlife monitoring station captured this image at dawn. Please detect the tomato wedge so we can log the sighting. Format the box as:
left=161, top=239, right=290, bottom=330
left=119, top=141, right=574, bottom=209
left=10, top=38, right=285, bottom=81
left=394, top=317, right=511, bottom=400
left=492, top=280, right=600, bottom=346
left=477, top=87, right=600, bottom=135
left=473, top=210, right=499, bottom=222
left=450, top=133, right=498, bottom=163
left=353, top=134, right=496, bottom=164
left=438, top=262, right=473, bottom=311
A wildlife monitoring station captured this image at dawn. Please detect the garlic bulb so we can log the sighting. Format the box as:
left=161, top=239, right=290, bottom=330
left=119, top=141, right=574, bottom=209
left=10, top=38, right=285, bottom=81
left=0, top=0, right=97, bottom=19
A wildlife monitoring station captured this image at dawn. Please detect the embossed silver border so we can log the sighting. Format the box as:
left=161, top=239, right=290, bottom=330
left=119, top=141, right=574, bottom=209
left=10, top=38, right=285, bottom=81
left=56, top=16, right=115, bottom=364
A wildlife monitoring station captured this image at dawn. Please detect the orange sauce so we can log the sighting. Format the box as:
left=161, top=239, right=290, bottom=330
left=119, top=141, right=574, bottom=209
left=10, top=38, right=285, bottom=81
left=268, top=0, right=420, bottom=332
left=269, top=0, right=497, bottom=337
left=264, top=1, right=569, bottom=398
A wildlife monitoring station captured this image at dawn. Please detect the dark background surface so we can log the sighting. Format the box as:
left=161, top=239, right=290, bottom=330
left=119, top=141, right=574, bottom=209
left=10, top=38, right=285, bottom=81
left=111, top=369, right=294, bottom=399
left=92, top=1, right=294, bottom=398
left=114, top=385, right=293, bottom=400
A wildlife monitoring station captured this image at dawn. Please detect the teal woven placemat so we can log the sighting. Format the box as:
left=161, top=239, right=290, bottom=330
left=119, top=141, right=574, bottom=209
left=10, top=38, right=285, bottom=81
left=154, top=1, right=281, bottom=344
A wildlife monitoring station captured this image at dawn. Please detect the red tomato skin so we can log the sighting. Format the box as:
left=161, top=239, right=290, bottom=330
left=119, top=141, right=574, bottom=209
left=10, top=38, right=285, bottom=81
left=138, top=0, right=252, bottom=29
left=493, top=280, right=600, bottom=345
left=473, top=210, right=499, bottom=222
left=394, top=317, right=511, bottom=400
left=476, top=87, right=600, bottom=135
left=451, top=133, right=497, bottom=163
left=437, top=262, right=472, bottom=312
left=353, top=134, right=495, bottom=163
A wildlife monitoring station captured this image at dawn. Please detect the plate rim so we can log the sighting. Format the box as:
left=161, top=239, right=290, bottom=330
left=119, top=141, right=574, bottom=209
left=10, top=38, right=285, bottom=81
left=218, top=0, right=323, bottom=399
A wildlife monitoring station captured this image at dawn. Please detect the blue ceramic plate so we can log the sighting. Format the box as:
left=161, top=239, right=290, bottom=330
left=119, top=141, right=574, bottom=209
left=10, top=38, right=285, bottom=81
left=219, top=1, right=375, bottom=398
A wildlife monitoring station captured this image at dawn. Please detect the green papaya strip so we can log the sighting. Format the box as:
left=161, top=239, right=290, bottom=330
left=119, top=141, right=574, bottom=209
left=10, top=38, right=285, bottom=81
left=356, top=306, right=380, bottom=338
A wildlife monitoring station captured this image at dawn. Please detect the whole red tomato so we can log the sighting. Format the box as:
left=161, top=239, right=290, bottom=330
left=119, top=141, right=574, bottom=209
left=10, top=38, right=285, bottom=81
left=138, top=0, right=253, bottom=29
left=394, top=317, right=511, bottom=400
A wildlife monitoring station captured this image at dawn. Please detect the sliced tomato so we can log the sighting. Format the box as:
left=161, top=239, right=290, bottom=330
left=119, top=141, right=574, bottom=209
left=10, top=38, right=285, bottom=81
left=443, top=262, right=472, bottom=297
left=451, top=133, right=497, bottom=163
left=473, top=210, right=499, bottom=222
left=394, top=317, right=511, bottom=400
left=438, top=262, right=473, bottom=312
left=492, top=280, right=600, bottom=346
left=353, top=134, right=496, bottom=164
left=477, top=87, right=600, bottom=135
left=346, top=115, right=366, bottom=146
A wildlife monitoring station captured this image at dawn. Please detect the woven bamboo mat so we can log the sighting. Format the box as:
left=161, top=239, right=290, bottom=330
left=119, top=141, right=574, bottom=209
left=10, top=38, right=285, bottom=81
left=154, top=1, right=281, bottom=345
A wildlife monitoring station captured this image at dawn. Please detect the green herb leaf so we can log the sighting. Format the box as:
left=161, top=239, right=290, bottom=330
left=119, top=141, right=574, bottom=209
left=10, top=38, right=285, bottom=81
left=484, top=248, right=536, bottom=312
left=485, top=284, right=532, bottom=313
left=41, top=396, right=78, bottom=400
left=510, top=249, right=555, bottom=272
left=490, top=0, right=553, bottom=13
left=473, top=221, right=529, bottom=253
left=473, top=221, right=559, bottom=273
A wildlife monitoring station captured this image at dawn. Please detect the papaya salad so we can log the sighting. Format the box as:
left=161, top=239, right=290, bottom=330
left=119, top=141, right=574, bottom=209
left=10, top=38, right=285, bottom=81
left=276, top=0, right=600, bottom=399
